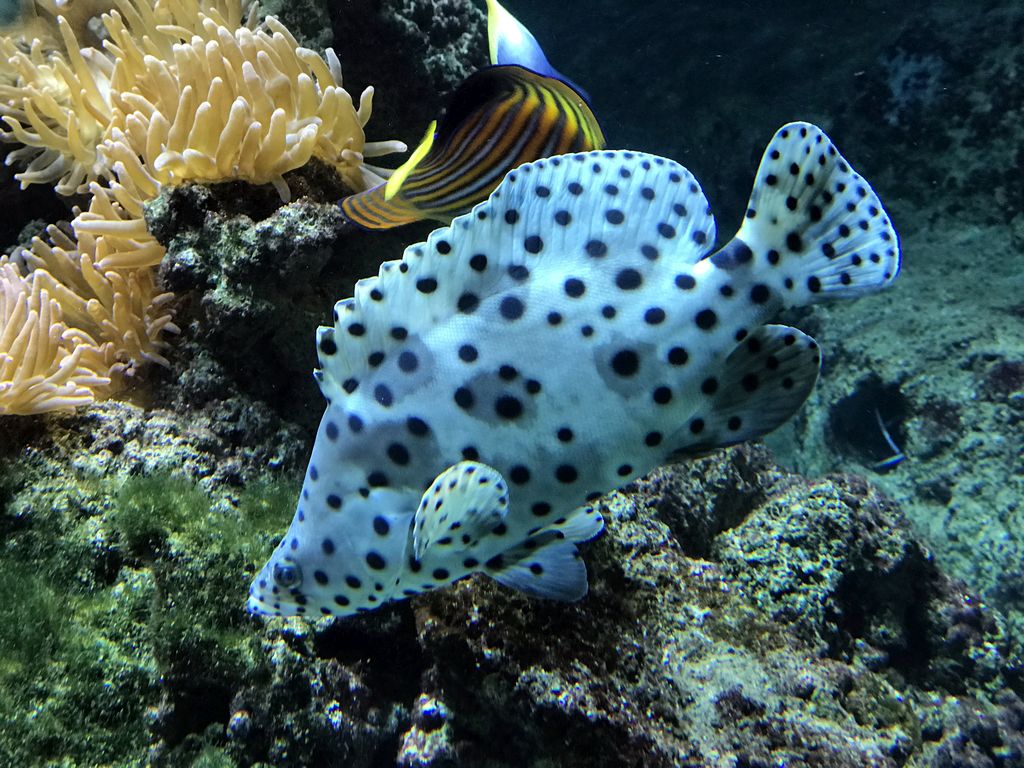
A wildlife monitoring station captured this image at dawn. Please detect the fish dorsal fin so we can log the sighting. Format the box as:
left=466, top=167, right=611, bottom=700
left=412, top=461, right=510, bottom=561
left=485, top=0, right=591, bottom=100
left=487, top=0, right=553, bottom=73
left=316, top=150, right=716, bottom=401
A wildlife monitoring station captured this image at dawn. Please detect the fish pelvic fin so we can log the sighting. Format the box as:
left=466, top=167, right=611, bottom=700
left=486, top=533, right=590, bottom=602
left=483, top=501, right=603, bottom=602
left=385, top=120, right=437, bottom=201
left=724, top=122, right=900, bottom=306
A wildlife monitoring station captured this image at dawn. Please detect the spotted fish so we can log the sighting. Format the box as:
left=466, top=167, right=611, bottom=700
left=339, top=1, right=603, bottom=230
left=249, top=122, right=901, bottom=618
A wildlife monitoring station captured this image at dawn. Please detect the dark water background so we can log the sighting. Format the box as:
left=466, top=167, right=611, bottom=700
left=516, top=1, right=913, bottom=228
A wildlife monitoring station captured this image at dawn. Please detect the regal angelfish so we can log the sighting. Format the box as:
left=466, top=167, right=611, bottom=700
left=249, top=122, right=901, bottom=618
left=339, top=0, right=604, bottom=230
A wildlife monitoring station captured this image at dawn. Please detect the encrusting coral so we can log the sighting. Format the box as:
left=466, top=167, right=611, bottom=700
left=0, top=0, right=403, bottom=415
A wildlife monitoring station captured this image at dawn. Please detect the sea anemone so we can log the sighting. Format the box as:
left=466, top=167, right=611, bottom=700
left=0, top=260, right=110, bottom=414
left=0, top=0, right=404, bottom=415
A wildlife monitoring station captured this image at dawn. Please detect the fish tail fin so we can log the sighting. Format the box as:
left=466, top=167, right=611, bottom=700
left=339, top=183, right=424, bottom=230
left=728, top=122, right=901, bottom=306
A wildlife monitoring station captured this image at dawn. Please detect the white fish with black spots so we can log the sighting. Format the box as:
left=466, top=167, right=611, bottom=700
left=248, top=122, right=901, bottom=618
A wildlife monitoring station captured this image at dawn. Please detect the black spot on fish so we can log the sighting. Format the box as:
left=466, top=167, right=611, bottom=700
left=616, top=268, right=642, bottom=290
left=611, top=349, right=639, bottom=376
left=500, top=295, right=525, bottom=320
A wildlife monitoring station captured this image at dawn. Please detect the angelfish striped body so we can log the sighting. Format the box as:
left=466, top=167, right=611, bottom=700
left=340, top=65, right=605, bottom=229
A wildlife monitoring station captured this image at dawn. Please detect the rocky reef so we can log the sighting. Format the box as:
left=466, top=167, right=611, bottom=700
left=1, top=0, right=1022, bottom=766
left=2, top=433, right=1022, bottom=766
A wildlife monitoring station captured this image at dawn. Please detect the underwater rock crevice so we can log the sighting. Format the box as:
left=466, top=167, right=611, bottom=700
left=828, top=374, right=910, bottom=471
left=630, top=444, right=782, bottom=560
left=313, top=605, right=425, bottom=709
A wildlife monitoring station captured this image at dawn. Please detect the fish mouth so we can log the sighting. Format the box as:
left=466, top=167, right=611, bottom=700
left=246, top=589, right=274, bottom=616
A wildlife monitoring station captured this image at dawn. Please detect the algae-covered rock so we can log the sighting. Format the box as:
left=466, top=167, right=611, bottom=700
left=396, top=447, right=1022, bottom=766
left=2, top=429, right=1022, bottom=766
left=329, top=0, right=487, bottom=146
left=143, top=163, right=437, bottom=429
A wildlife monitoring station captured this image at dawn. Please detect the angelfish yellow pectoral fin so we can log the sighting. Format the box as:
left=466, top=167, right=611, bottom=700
left=384, top=120, right=437, bottom=201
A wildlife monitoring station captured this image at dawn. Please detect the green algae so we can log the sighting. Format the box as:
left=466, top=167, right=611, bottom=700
left=112, top=475, right=209, bottom=556
left=0, top=559, right=66, bottom=678
left=0, top=558, right=153, bottom=766
left=0, top=469, right=296, bottom=767
left=190, top=744, right=239, bottom=768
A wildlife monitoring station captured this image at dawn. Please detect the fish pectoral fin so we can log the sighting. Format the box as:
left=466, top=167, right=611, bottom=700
left=671, top=324, right=821, bottom=457
left=384, top=120, right=436, bottom=201
left=485, top=532, right=590, bottom=602
left=413, top=461, right=510, bottom=560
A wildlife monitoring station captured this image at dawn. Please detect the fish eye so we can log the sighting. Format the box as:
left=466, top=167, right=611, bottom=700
left=272, top=560, right=302, bottom=589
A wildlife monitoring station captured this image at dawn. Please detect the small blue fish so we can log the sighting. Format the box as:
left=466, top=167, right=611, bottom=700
left=249, top=122, right=900, bottom=618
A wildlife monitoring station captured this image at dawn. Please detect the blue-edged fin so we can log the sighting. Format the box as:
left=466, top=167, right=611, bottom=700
left=729, top=122, right=900, bottom=304
left=413, top=461, right=509, bottom=560
left=672, top=325, right=821, bottom=456
left=487, top=0, right=550, bottom=70
left=485, top=0, right=588, bottom=99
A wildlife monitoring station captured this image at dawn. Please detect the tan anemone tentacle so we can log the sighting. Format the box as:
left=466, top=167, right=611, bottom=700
left=0, top=0, right=404, bottom=414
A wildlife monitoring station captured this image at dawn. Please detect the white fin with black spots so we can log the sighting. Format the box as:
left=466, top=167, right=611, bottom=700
left=545, top=505, right=605, bottom=544
left=728, top=122, right=900, bottom=306
left=412, top=461, right=509, bottom=561
left=672, top=325, right=821, bottom=456
left=315, top=149, right=717, bottom=402
left=485, top=531, right=590, bottom=602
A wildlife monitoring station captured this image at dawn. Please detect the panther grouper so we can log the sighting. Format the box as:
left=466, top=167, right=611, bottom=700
left=248, top=122, right=901, bottom=618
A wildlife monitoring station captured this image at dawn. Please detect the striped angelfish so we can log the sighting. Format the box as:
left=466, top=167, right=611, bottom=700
left=340, top=65, right=605, bottom=229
